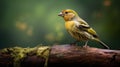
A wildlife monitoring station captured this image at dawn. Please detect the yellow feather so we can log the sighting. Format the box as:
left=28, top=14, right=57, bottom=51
left=65, top=21, right=74, bottom=31
left=87, top=28, right=98, bottom=37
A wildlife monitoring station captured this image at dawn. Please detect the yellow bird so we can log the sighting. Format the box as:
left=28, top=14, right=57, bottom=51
left=58, top=9, right=109, bottom=49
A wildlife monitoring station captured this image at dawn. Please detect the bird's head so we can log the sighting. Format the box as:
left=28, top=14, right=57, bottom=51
left=58, top=9, right=78, bottom=21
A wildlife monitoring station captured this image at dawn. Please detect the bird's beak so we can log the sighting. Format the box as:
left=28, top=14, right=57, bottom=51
left=58, top=12, right=64, bottom=17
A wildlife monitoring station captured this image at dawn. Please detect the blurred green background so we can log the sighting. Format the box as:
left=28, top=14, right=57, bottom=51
left=0, top=0, right=120, bottom=49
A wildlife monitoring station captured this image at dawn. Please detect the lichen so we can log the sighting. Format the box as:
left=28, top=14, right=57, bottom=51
left=36, top=46, right=51, bottom=67
left=0, top=46, right=51, bottom=67
left=3, top=47, right=36, bottom=67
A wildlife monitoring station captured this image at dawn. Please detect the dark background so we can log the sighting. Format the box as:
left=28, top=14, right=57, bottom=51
left=0, top=0, right=120, bottom=49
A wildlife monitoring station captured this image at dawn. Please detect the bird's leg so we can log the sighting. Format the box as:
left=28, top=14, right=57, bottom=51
left=83, top=41, right=88, bottom=47
left=70, top=40, right=78, bottom=45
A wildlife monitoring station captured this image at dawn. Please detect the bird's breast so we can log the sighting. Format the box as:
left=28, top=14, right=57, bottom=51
left=65, top=21, right=75, bottom=31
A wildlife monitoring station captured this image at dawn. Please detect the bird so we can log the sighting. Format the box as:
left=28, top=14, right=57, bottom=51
left=58, top=9, right=109, bottom=49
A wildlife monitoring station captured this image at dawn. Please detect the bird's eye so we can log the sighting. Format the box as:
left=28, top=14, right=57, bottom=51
left=65, top=12, right=68, bottom=14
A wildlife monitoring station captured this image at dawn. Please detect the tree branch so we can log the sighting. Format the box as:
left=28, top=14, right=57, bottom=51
left=0, top=44, right=120, bottom=67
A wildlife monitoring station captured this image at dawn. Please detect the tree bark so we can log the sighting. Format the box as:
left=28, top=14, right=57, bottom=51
left=0, top=44, right=120, bottom=67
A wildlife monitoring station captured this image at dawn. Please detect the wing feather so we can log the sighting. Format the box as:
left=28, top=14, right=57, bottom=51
left=77, top=17, right=98, bottom=38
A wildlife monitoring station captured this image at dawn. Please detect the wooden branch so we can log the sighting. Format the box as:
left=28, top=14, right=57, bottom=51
left=0, top=44, right=120, bottom=67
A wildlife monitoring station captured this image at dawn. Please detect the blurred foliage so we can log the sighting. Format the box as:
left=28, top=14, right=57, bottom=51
left=0, top=0, right=120, bottom=49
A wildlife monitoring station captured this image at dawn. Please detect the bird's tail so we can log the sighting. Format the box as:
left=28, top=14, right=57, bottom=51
left=95, top=39, right=110, bottom=49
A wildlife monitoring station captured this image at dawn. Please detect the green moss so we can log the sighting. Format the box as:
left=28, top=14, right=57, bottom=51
left=36, top=46, right=50, bottom=67
left=0, top=46, right=51, bottom=67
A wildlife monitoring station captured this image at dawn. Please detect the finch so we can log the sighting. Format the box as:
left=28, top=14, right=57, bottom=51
left=58, top=9, right=109, bottom=49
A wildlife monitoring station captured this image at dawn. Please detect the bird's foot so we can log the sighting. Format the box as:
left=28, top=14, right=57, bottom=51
left=83, top=41, right=89, bottom=48
left=83, top=45, right=89, bottom=48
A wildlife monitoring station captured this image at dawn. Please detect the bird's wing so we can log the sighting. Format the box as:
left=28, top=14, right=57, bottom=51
left=77, top=17, right=90, bottom=27
left=77, top=18, right=98, bottom=38
left=87, top=28, right=98, bottom=38
left=77, top=17, right=90, bottom=30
